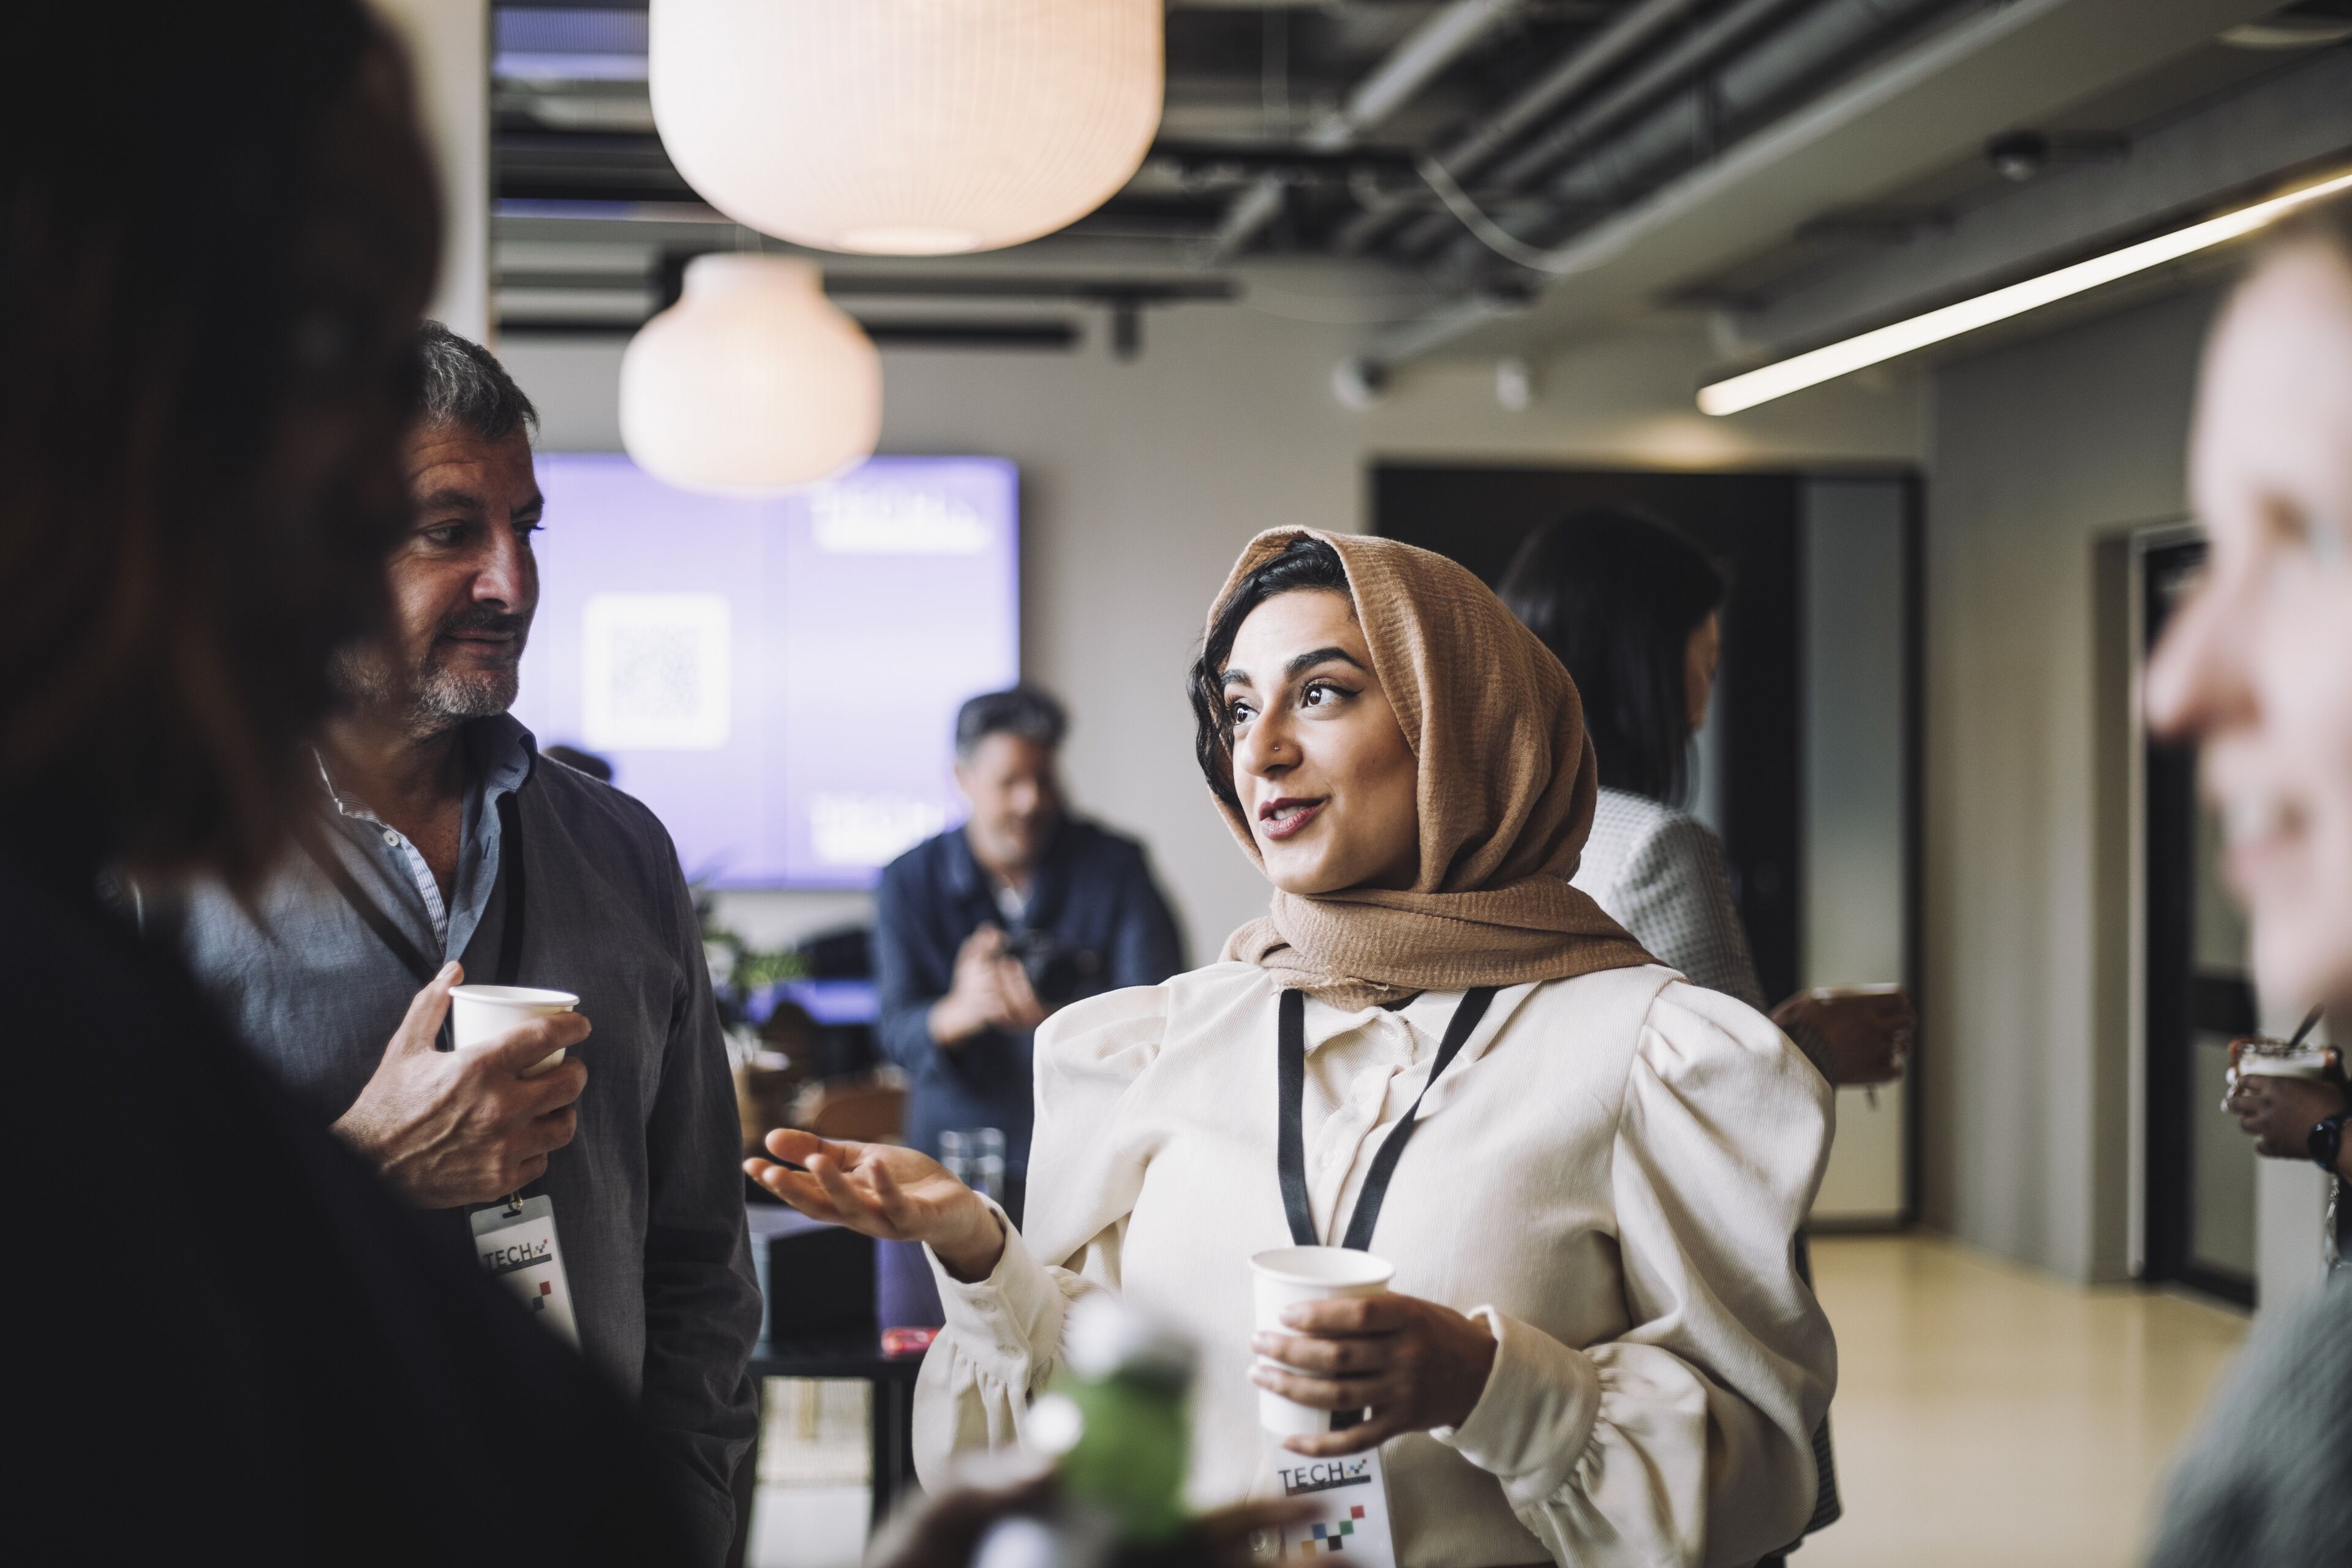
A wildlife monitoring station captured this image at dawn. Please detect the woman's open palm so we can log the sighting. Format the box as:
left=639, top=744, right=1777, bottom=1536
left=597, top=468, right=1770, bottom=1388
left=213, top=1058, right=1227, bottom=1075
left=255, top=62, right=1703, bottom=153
left=747, top=1129, right=1005, bottom=1278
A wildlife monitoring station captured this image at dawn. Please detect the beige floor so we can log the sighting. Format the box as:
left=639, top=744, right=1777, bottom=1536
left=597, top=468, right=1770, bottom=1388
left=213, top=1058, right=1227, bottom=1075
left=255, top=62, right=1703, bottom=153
left=1801, top=1233, right=2249, bottom=1568
left=751, top=1233, right=2254, bottom=1568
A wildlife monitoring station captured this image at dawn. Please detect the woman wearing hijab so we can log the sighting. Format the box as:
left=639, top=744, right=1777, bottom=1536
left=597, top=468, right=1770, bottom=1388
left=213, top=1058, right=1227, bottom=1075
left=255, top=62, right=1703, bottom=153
left=752, top=530, right=1834, bottom=1568
left=1499, top=511, right=1913, bottom=1087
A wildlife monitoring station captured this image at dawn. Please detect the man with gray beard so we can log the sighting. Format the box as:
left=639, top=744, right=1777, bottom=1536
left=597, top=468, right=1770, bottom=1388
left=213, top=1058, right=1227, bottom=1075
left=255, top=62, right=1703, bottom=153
left=137, top=323, right=761, bottom=1566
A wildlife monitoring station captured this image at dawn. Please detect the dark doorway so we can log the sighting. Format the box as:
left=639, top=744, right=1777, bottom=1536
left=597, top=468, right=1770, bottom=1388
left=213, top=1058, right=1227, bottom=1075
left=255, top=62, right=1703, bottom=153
left=2142, top=537, right=2258, bottom=1306
left=1372, top=464, right=1804, bottom=1002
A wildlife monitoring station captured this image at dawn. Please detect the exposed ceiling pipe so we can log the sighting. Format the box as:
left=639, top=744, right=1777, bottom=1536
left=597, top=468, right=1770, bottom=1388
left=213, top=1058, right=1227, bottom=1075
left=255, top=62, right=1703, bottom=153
left=1442, top=0, right=1958, bottom=276
left=1356, top=0, right=1966, bottom=374
left=1332, top=0, right=1712, bottom=257
left=1345, top=295, right=1510, bottom=383
left=1387, top=0, right=1823, bottom=259
left=1203, top=0, right=1529, bottom=263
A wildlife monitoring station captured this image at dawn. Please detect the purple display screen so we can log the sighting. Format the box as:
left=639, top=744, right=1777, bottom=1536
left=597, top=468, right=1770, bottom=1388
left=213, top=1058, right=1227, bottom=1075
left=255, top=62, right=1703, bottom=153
left=511, top=454, right=1019, bottom=888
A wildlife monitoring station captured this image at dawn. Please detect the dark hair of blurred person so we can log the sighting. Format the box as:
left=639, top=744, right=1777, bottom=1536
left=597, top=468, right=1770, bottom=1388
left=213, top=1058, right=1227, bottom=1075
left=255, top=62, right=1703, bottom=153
left=956, top=682, right=1069, bottom=760
left=2139, top=195, right=2352, bottom=1568
left=2, top=6, right=673, bottom=1561
left=1498, top=510, right=1725, bottom=806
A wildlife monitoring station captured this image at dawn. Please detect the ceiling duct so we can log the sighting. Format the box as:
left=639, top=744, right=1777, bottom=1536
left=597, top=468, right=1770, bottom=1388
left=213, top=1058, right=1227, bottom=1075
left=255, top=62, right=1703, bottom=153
left=1400, top=0, right=1950, bottom=269
left=1354, top=0, right=2281, bottom=375
left=1335, top=0, right=1738, bottom=257
left=1204, top=0, right=1531, bottom=262
left=1366, top=0, right=1965, bottom=360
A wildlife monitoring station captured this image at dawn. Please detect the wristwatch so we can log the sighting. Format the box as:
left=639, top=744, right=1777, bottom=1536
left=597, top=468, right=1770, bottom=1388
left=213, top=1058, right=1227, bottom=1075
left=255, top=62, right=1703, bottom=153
left=2310, top=1112, right=2347, bottom=1174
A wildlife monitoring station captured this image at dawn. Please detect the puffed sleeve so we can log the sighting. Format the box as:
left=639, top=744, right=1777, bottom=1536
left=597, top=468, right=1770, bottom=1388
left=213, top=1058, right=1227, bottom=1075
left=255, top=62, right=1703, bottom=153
left=1433, top=981, right=1836, bottom=1568
left=911, top=981, right=1169, bottom=1483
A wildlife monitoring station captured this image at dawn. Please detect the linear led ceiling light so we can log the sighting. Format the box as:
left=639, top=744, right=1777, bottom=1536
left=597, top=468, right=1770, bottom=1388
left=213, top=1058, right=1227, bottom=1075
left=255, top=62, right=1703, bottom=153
left=1698, top=167, right=2352, bottom=416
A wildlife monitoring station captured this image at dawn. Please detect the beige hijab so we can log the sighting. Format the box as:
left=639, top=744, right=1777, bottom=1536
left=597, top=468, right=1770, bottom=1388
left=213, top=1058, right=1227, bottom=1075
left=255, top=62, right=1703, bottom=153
left=1212, top=527, right=1653, bottom=1008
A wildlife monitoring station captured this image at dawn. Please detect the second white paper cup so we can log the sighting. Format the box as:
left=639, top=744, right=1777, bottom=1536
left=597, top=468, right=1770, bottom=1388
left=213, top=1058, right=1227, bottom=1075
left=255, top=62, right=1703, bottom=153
left=448, top=984, right=579, bottom=1077
left=1250, top=1245, right=1394, bottom=1437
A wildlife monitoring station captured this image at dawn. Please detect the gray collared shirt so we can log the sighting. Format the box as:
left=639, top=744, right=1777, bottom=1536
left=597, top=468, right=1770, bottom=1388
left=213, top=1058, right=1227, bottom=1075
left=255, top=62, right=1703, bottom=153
left=140, top=716, right=760, bottom=1559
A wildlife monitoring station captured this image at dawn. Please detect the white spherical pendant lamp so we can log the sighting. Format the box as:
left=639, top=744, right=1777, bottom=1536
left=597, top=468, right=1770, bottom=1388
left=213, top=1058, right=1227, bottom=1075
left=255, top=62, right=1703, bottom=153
left=649, top=0, right=1164, bottom=255
left=620, top=255, right=881, bottom=496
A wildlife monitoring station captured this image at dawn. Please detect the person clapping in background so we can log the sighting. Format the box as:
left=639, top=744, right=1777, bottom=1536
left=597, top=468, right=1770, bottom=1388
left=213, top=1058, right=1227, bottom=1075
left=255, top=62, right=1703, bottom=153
left=875, top=685, right=1183, bottom=1227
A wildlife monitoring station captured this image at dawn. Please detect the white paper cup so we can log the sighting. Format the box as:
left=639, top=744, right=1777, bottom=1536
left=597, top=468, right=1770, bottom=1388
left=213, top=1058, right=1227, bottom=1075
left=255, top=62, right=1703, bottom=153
left=1250, top=1246, right=1393, bottom=1437
left=448, top=984, right=579, bottom=1077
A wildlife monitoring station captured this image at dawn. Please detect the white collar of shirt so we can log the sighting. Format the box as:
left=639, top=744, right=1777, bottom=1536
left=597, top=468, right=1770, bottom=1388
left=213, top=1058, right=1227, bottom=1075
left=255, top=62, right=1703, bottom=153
left=1294, top=982, right=1540, bottom=1073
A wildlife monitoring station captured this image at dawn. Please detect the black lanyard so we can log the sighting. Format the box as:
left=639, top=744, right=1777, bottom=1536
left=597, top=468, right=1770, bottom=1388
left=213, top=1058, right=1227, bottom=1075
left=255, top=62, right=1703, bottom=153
left=296, top=790, right=529, bottom=1044
left=1276, top=984, right=1497, bottom=1253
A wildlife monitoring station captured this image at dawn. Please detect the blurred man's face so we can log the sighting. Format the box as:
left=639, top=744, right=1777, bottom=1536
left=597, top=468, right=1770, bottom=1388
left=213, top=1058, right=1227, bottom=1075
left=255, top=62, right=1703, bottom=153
left=334, top=422, right=541, bottom=732
left=957, top=733, right=1062, bottom=878
left=2146, top=242, right=2352, bottom=1011
left=243, top=36, right=439, bottom=748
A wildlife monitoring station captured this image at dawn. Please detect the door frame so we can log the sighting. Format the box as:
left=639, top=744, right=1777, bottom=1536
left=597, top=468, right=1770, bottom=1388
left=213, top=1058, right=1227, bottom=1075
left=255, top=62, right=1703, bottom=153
left=2127, top=521, right=2259, bottom=1305
left=2121, top=520, right=2199, bottom=1284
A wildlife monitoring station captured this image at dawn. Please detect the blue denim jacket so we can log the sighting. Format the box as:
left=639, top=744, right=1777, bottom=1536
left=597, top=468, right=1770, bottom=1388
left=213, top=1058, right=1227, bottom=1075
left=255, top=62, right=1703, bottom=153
left=873, top=818, right=1183, bottom=1174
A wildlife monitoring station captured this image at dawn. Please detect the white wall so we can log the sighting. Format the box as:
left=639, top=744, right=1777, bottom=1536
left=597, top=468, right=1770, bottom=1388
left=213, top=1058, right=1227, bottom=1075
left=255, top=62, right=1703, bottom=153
left=1804, top=478, right=1911, bottom=1223
left=505, top=293, right=1923, bottom=961
left=374, top=0, right=489, bottom=341
left=1923, top=289, right=2217, bottom=1283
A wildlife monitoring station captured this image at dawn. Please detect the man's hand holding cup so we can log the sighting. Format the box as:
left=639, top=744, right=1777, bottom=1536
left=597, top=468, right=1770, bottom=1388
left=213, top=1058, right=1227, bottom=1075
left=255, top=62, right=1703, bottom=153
left=333, top=961, right=592, bottom=1208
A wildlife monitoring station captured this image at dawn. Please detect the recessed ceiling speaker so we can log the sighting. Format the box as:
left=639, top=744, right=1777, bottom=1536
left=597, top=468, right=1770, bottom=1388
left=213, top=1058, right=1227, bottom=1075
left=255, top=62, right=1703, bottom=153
left=1332, top=356, right=1390, bottom=411
left=1986, top=130, right=2050, bottom=184
left=1495, top=356, right=1536, bottom=412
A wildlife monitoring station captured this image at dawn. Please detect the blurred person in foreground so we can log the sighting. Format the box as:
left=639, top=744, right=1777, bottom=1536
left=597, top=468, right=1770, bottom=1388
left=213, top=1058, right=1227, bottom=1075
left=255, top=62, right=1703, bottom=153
left=138, top=323, right=761, bottom=1562
left=2141, top=196, right=2352, bottom=1568
left=1, top=5, right=674, bottom=1560
left=875, top=684, right=1184, bottom=1223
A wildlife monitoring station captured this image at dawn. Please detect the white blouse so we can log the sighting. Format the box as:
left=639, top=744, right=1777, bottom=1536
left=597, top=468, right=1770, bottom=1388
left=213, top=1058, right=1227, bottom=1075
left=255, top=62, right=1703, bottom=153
left=916, top=960, right=1836, bottom=1568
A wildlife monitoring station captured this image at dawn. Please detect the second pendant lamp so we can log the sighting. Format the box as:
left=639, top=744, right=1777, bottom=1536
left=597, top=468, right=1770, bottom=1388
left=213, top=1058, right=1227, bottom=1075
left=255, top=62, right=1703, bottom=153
left=619, top=255, right=881, bottom=497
